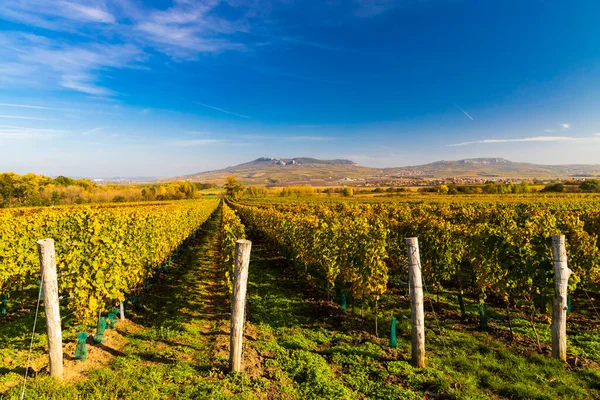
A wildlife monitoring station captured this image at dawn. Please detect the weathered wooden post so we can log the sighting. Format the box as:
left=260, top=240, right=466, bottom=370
left=119, top=300, right=125, bottom=320
left=37, top=239, right=63, bottom=378
left=406, top=237, right=425, bottom=368
left=229, top=239, right=252, bottom=373
left=551, top=235, right=571, bottom=361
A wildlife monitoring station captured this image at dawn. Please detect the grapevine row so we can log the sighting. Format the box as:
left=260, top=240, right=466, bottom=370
left=0, top=199, right=219, bottom=323
left=220, top=201, right=246, bottom=292
left=233, top=200, right=600, bottom=312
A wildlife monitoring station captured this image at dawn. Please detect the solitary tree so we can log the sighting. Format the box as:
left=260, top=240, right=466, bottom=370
left=224, top=176, right=245, bottom=198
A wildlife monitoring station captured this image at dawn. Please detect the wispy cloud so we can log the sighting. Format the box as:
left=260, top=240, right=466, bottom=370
left=0, top=1, right=117, bottom=29
left=561, top=123, right=570, bottom=129
left=194, top=102, right=251, bottom=119
left=0, top=115, right=54, bottom=121
left=235, top=134, right=272, bottom=140
left=0, top=32, right=144, bottom=95
left=0, top=124, right=63, bottom=139
left=169, top=138, right=230, bottom=147
left=450, top=135, right=600, bottom=146
left=0, top=102, right=63, bottom=110
left=81, top=126, right=106, bottom=136
left=453, top=102, right=474, bottom=120
left=60, top=2, right=116, bottom=24
left=544, top=129, right=556, bottom=132
left=131, top=1, right=247, bottom=59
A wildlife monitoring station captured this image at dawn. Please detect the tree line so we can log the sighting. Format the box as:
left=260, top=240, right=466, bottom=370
left=0, top=172, right=217, bottom=207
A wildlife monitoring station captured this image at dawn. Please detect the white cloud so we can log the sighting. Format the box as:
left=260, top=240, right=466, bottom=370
left=81, top=126, right=106, bottom=136
left=60, top=75, right=114, bottom=96
left=0, top=32, right=144, bottom=95
left=0, top=1, right=249, bottom=58
left=543, top=129, right=556, bottom=133
left=0, top=115, right=54, bottom=121
left=0, top=1, right=116, bottom=29
left=59, top=2, right=116, bottom=24
left=561, top=123, right=570, bottom=129
left=449, top=136, right=600, bottom=147
left=0, top=0, right=250, bottom=94
left=0, top=125, right=63, bottom=139
left=0, top=102, right=62, bottom=110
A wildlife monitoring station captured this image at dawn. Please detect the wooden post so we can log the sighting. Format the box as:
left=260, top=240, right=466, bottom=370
left=119, top=301, right=125, bottom=320
left=406, top=237, right=425, bottom=368
left=551, top=235, right=571, bottom=361
left=37, top=239, right=63, bottom=378
left=229, top=239, right=252, bottom=373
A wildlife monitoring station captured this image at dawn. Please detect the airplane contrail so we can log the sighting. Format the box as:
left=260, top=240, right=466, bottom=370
left=193, top=102, right=251, bottom=119
left=453, top=102, right=474, bottom=120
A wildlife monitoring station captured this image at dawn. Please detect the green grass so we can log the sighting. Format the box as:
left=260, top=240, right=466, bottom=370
left=242, top=236, right=600, bottom=399
left=1, top=208, right=599, bottom=399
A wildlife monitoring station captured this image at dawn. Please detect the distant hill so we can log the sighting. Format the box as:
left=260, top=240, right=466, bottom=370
left=182, top=157, right=371, bottom=185
left=179, top=157, right=600, bottom=185
left=383, top=158, right=600, bottom=179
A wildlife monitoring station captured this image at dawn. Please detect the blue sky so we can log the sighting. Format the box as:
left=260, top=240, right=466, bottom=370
left=1, top=0, right=600, bottom=177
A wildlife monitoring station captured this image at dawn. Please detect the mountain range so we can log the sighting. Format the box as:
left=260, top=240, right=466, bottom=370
left=180, top=157, right=600, bottom=185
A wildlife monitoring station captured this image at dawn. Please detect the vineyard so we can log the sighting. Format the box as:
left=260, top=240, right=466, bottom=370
left=233, top=198, right=600, bottom=310
left=0, top=200, right=219, bottom=323
left=1, top=196, right=600, bottom=399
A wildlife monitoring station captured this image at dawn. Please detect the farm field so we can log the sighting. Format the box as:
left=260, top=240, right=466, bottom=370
left=1, top=196, right=600, bottom=399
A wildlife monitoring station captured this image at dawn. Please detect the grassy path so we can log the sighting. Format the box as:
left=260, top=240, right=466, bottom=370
left=238, top=232, right=600, bottom=400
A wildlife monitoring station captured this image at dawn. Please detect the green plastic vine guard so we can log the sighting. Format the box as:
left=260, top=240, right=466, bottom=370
left=74, top=332, right=89, bottom=361
left=94, top=317, right=107, bottom=343
left=458, top=292, right=466, bottom=318
left=128, top=296, right=147, bottom=313
left=0, top=293, right=7, bottom=317
left=479, top=304, right=488, bottom=331
left=340, top=292, right=347, bottom=312
left=107, top=309, right=119, bottom=329
left=390, top=317, right=397, bottom=348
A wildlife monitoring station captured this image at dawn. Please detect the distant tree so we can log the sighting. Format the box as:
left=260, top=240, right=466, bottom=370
left=224, top=176, right=245, bottom=198
left=519, top=180, right=532, bottom=193
left=51, top=191, right=60, bottom=205
left=579, top=179, right=600, bottom=192
left=54, top=176, right=76, bottom=186
left=342, top=187, right=354, bottom=197
left=541, top=183, right=565, bottom=193
left=75, top=179, right=95, bottom=190
left=437, top=184, right=449, bottom=195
